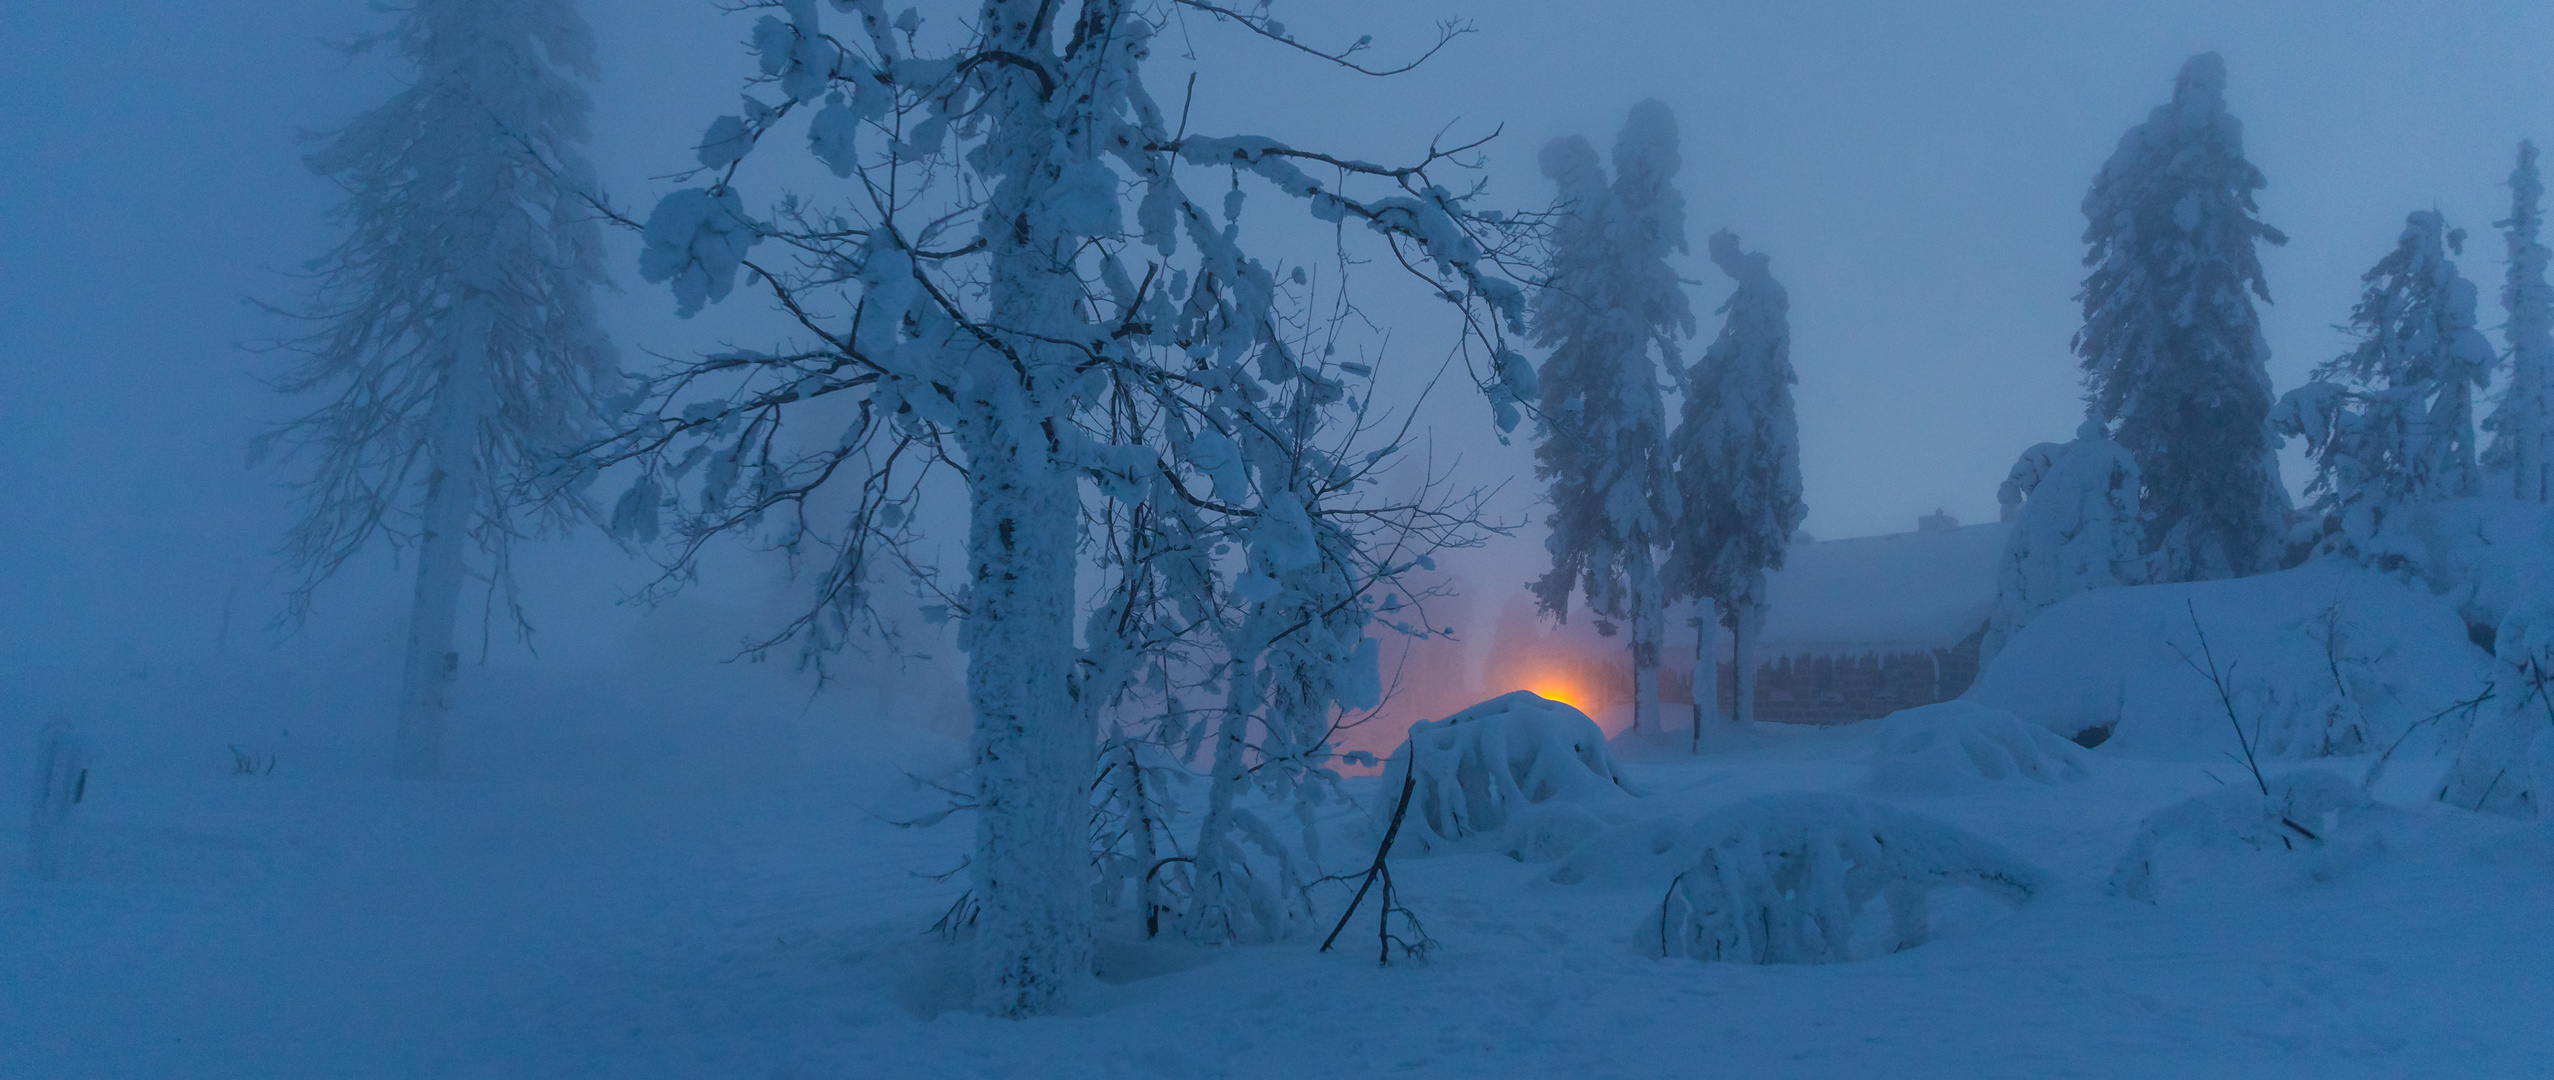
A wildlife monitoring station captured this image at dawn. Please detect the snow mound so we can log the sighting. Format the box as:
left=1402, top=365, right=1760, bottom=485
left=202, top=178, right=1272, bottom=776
left=2438, top=551, right=2554, bottom=818
left=2107, top=770, right=2403, bottom=902
left=1862, top=701, right=2089, bottom=792
left=1378, top=691, right=1640, bottom=860
left=1624, top=792, right=2042, bottom=964
left=1970, top=560, right=2490, bottom=759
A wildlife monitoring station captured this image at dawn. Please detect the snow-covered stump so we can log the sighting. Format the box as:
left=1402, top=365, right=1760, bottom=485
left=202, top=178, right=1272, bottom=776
left=1863, top=701, right=2089, bottom=793
left=28, top=718, right=88, bottom=880
left=1380, top=691, right=1641, bottom=861
left=2107, top=770, right=2396, bottom=902
left=1646, top=793, right=2040, bottom=964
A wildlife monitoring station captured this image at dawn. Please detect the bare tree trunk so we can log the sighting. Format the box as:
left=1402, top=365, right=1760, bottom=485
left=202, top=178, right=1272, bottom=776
left=1691, top=602, right=1721, bottom=752
left=1627, top=550, right=1664, bottom=735
left=1733, top=600, right=1762, bottom=726
left=392, top=302, right=488, bottom=780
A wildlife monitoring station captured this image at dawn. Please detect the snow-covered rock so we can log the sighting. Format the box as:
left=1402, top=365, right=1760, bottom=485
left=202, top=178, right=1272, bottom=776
left=1377, top=691, right=1641, bottom=860
left=1970, top=560, right=2491, bottom=759
left=1862, top=701, right=2088, bottom=793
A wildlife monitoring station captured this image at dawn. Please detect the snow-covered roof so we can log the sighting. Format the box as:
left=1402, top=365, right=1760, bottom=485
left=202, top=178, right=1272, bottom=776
left=1755, top=521, right=2007, bottom=660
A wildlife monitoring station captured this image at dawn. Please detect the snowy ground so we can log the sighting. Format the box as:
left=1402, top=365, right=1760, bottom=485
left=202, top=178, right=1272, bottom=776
left=8, top=665, right=2554, bottom=1079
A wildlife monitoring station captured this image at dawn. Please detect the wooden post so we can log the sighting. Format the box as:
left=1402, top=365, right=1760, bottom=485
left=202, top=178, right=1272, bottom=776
left=29, top=718, right=88, bottom=880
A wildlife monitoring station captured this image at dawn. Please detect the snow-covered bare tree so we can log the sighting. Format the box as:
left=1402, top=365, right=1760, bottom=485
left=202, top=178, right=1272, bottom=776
left=2076, top=52, right=2292, bottom=582
left=257, top=0, right=616, bottom=779
left=2274, top=210, right=2493, bottom=567
left=1527, top=100, right=1688, bottom=736
left=1983, top=419, right=2142, bottom=663
left=2485, top=141, right=2554, bottom=501
left=572, top=0, right=1529, bottom=1017
left=1665, top=229, right=1803, bottom=735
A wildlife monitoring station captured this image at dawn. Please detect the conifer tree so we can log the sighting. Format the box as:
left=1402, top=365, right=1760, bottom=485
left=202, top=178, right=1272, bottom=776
left=1528, top=100, right=1689, bottom=736
left=2076, top=53, right=2291, bottom=581
left=2275, top=210, right=2493, bottom=565
left=1666, top=230, right=1803, bottom=736
left=260, top=0, right=617, bottom=779
left=2485, top=141, right=2554, bottom=501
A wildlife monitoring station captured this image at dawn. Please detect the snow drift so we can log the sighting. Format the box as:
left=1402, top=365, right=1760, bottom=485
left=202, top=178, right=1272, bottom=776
left=1969, top=560, right=2491, bottom=759
left=1862, top=700, right=2089, bottom=793
left=1378, top=691, right=1640, bottom=860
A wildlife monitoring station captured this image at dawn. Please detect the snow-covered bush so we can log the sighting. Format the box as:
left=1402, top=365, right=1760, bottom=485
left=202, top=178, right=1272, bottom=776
left=1863, top=701, right=2088, bottom=793
left=1638, top=793, right=2040, bottom=964
left=1984, top=420, right=2142, bottom=663
left=2440, top=559, right=2554, bottom=817
left=1378, top=691, right=1641, bottom=860
left=1970, top=560, right=2491, bottom=758
left=2108, top=769, right=2400, bottom=902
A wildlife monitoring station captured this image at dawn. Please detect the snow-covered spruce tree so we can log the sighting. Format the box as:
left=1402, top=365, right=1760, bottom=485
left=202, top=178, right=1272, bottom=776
left=2485, top=141, right=2554, bottom=501
left=2076, top=53, right=2292, bottom=582
left=258, top=0, right=616, bottom=779
left=1527, top=101, right=1688, bottom=736
left=2274, top=211, right=2493, bottom=567
left=580, top=1, right=1527, bottom=1016
left=1982, top=419, right=2142, bottom=663
left=1666, top=230, right=1803, bottom=735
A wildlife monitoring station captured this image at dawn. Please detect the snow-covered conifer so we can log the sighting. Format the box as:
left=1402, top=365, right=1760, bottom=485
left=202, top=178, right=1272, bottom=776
left=579, top=2, right=1526, bottom=1016
left=260, top=0, right=616, bottom=779
left=2275, top=211, right=2494, bottom=564
left=1665, top=230, right=1804, bottom=731
left=1983, top=419, right=2142, bottom=662
left=1528, top=101, right=1689, bottom=736
left=2076, top=53, right=2291, bottom=581
left=2485, top=141, right=2554, bottom=501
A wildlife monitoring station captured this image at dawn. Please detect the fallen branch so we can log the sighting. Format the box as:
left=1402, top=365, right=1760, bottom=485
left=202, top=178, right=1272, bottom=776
left=1318, top=754, right=1436, bottom=963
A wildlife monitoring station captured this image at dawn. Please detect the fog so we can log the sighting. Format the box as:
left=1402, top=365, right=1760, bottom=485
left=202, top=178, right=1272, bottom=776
left=8, top=0, right=2553, bottom=703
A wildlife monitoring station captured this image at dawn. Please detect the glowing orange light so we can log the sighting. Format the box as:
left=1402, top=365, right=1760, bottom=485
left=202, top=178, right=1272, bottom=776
left=1507, top=659, right=1629, bottom=735
left=1523, top=679, right=1586, bottom=712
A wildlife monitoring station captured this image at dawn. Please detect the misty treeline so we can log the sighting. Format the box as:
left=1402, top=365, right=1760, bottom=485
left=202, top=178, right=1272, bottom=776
left=1991, top=53, right=2554, bottom=657
left=249, top=0, right=2554, bottom=1023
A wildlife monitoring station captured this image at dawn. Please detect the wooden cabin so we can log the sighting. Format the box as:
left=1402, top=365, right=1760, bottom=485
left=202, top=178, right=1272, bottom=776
left=1666, top=517, right=2008, bottom=725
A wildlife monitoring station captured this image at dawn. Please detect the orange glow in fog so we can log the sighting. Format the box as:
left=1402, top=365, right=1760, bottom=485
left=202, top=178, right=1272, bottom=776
left=1514, top=668, right=1624, bottom=733
left=1523, top=679, right=1588, bottom=713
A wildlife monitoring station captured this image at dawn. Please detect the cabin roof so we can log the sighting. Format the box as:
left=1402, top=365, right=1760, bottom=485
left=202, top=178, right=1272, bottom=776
left=1753, top=521, right=2007, bottom=660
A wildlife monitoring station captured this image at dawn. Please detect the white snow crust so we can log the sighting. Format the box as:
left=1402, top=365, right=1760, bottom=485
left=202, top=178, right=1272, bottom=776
left=14, top=636, right=2554, bottom=1077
